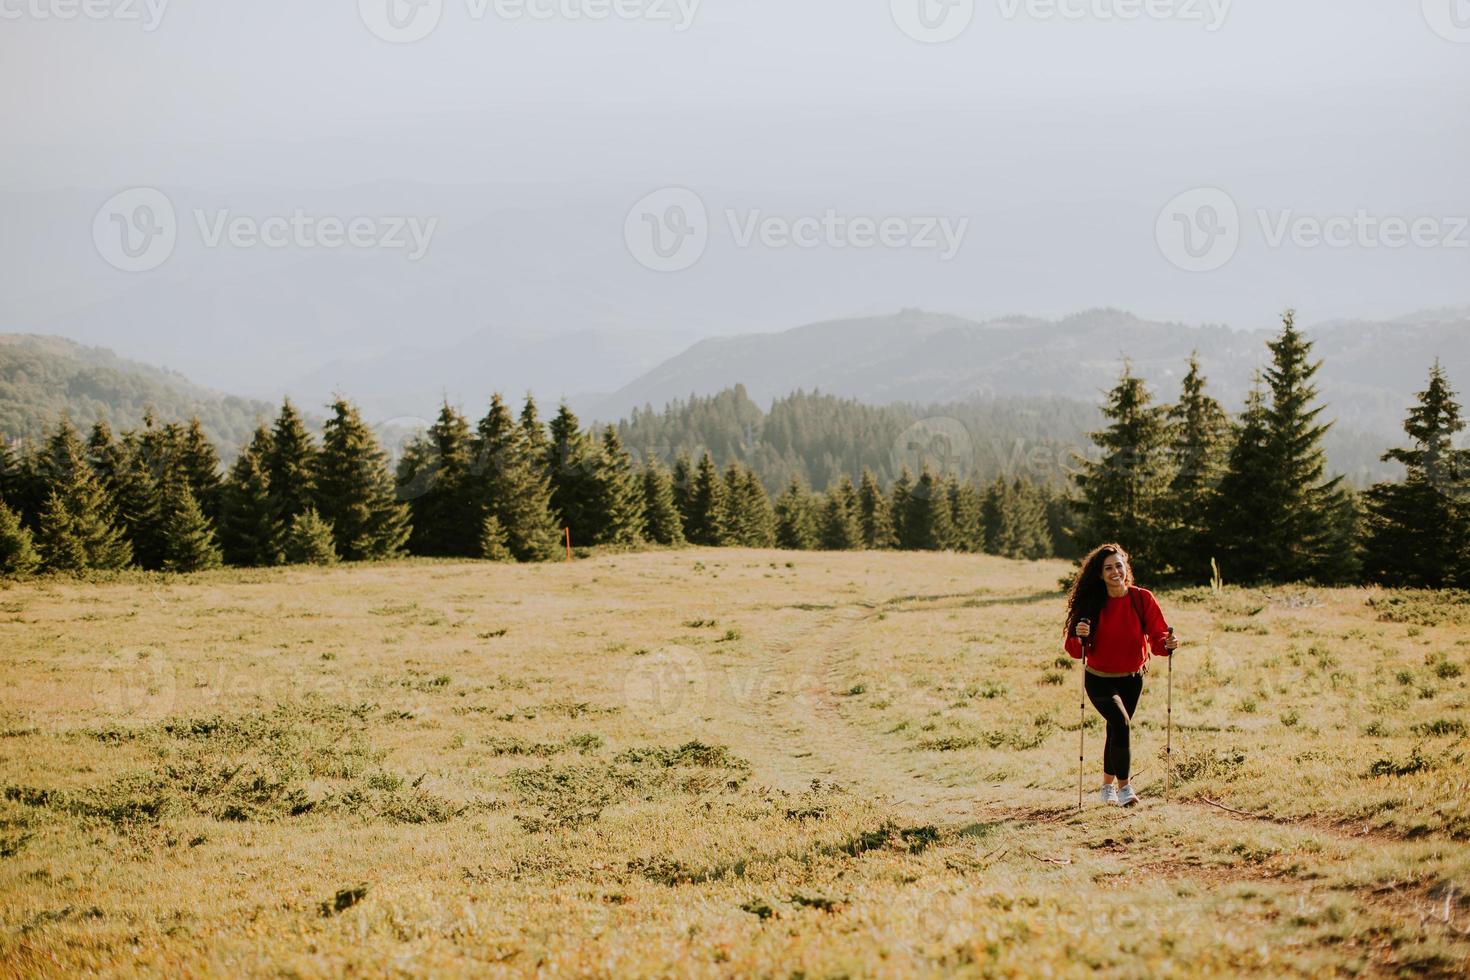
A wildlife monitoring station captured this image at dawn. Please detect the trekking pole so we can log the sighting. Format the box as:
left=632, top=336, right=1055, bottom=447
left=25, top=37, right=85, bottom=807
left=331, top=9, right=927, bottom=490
left=1165, top=626, right=1176, bottom=802
left=1077, top=619, right=1089, bottom=811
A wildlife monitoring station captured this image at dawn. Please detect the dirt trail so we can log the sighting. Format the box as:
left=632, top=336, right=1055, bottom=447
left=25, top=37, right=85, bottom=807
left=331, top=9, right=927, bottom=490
left=704, top=601, right=1000, bottom=825
left=716, top=598, right=1446, bottom=852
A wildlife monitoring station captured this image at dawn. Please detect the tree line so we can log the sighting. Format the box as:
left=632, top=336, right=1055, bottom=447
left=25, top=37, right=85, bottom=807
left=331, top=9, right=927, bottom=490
left=0, top=309, right=1464, bottom=587
left=1071, top=311, right=1468, bottom=587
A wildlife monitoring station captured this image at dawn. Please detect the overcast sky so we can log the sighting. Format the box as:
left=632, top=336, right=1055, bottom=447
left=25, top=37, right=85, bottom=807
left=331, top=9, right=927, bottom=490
left=3, top=0, right=1468, bottom=381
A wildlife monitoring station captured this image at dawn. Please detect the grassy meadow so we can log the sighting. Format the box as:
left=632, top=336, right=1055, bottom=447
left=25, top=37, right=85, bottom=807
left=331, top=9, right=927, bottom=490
left=1, top=549, right=1468, bottom=977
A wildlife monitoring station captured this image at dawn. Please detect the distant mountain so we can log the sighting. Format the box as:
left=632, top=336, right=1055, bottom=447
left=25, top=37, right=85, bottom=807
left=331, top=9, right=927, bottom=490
left=587, top=307, right=1470, bottom=441
left=0, top=334, right=280, bottom=451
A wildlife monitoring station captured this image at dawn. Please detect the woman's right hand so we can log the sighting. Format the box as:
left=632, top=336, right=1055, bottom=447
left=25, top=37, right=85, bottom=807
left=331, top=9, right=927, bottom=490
left=1075, top=620, right=1090, bottom=639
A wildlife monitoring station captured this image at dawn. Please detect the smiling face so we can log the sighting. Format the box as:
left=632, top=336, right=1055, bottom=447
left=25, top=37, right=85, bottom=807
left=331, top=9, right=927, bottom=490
left=1100, top=551, right=1129, bottom=593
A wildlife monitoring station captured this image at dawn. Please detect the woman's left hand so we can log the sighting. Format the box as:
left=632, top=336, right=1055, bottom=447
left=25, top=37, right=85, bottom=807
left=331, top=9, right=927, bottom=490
left=1163, top=630, right=1180, bottom=652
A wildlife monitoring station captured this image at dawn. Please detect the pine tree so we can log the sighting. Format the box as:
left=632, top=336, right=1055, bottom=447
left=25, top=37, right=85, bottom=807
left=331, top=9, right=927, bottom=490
left=159, top=474, right=223, bottom=573
left=984, top=477, right=1052, bottom=560
left=1208, top=375, right=1276, bottom=582
left=1362, top=361, right=1470, bottom=588
left=722, top=464, right=746, bottom=544
left=947, top=476, right=984, bottom=552
left=110, top=417, right=180, bottom=570
left=177, top=417, right=224, bottom=522
left=283, top=508, right=338, bottom=565
left=775, top=477, right=819, bottom=550
left=0, top=497, right=41, bottom=576
left=857, top=468, right=895, bottom=549
left=221, top=426, right=283, bottom=567
left=1258, top=311, right=1356, bottom=582
left=820, top=474, right=862, bottom=550
left=1043, top=485, right=1082, bottom=560
left=265, top=399, right=318, bottom=528
left=36, top=494, right=86, bottom=572
left=720, top=463, right=774, bottom=547
left=641, top=462, right=687, bottom=546
left=742, top=468, right=777, bottom=547
left=980, top=476, right=1010, bottom=555
left=889, top=467, right=914, bottom=549
left=406, top=403, right=478, bottom=557
left=1073, top=363, right=1174, bottom=576
left=316, top=398, right=410, bottom=562
left=590, top=426, right=646, bottom=546
left=86, top=419, right=123, bottom=498
left=520, top=396, right=551, bottom=470
left=0, top=441, right=18, bottom=510
left=475, top=395, right=561, bottom=562
left=34, top=420, right=132, bottom=572
left=671, top=452, right=695, bottom=532
left=905, top=467, right=955, bottom=551
left=545, top=404, right=597, bottom=543
left=1164, top=354, right=1231, bottom=573
left=685, top=452, right=730, bottom=546
left=7, top=444, right=47, bottom=533
left=479, top=514, right=514, bottom=562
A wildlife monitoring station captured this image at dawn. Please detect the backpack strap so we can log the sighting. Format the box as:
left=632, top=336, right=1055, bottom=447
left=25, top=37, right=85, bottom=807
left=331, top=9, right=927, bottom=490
left=1129, top=587, right=1151, bottom=660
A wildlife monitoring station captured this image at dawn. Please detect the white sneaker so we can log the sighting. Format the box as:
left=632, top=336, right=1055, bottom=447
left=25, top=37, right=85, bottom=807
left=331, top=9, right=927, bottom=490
left=1100, top=784, right=1119, bottom=805
left=1118, top=785, right=1139, bottom=808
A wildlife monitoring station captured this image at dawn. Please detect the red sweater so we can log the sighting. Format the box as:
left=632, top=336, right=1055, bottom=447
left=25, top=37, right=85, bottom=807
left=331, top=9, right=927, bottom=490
left=1064, top=587, right=1171, bottom=674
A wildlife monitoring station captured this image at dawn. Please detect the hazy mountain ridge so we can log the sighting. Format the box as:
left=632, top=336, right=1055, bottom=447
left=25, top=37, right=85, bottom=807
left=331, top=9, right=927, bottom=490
left=0, top=333, right=280, bottom=451
left=588, top=307, right=1469, bottom=437
left=4, top=302, right=1463, bottom=487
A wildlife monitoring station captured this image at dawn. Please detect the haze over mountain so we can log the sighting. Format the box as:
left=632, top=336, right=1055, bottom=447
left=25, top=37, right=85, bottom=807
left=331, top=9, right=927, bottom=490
left=6, top=302, right=1463, bottom=487
left=586, top=306, right=1470, bottom=436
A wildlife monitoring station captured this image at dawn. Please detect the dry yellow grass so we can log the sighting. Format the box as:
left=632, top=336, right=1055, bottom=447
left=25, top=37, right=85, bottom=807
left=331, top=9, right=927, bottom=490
left=1, top=549, right=1468, bottom=977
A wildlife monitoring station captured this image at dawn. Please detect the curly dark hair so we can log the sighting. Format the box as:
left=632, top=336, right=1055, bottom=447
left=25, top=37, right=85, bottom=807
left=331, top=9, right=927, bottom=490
left=1062, top=542, right=1134, bottom=639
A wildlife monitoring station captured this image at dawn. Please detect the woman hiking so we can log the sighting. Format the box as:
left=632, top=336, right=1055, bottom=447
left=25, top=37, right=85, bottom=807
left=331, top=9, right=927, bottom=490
left=1063, top=543, right=1178, bottom=807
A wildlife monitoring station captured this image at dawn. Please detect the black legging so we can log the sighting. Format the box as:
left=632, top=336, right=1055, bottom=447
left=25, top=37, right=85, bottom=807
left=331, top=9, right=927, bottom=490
left=1084, top=671, right=1144, bottom=780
